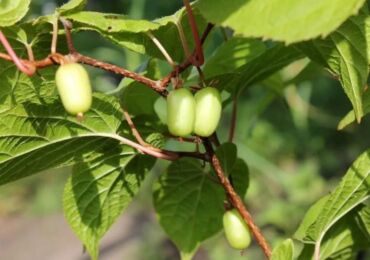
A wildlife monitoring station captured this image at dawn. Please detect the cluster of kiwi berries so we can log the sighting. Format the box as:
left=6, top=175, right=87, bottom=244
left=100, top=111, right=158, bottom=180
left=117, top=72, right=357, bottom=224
left=167, top=87, right=221, bottom=137
left=55, top=63, right=251, bottom=251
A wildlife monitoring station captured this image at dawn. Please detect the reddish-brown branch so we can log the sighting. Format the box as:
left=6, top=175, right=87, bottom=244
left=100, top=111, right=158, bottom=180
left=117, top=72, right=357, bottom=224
left=228, top=97, right=238, bottom=143
left=203, top=138, right=272, bottom=259
left=0, top=51, right=167, bottom=95
left=74, top=53, right=165, bottom=93
left=183, top=0, right=204, bottom=66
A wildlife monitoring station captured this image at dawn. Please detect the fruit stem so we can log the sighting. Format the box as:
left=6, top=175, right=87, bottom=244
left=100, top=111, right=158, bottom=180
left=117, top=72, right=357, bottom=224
left=76, top=113, right=84, bottom=122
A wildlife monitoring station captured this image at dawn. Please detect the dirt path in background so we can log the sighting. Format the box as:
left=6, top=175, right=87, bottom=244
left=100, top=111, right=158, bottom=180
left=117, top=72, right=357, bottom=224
left=0, top=213, right=143, bottom=260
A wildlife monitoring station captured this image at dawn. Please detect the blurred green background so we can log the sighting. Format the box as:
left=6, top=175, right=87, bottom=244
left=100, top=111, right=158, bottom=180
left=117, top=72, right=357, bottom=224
left=0, top=0, right=369, bottom=259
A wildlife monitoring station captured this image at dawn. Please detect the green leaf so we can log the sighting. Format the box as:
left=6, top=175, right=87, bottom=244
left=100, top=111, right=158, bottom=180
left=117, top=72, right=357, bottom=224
left=355, top=205, right=370, bottom=241
left=297, top=11, right=369, bottom=121
left=0, top=25, right=68, bottom=111
left=145, top=132, right=165, bottom=149
left=0, top=94, right=128, bottom=185
left=215, top=143, right=237, bottom=177
left=57, top=0, right=87, bottom=15
left=296, top=150, right=370, bottom=254
left=153, top=158, right=225, bottom=254
left=63, top=154, right=155, bottom=260
left=122, top=84, right=159, bottom=116
left=271, top=239, right=294, bottom=260
left=230, top=158, right=249, bottom=198
left=65, top=7, right=207, bottom=61
left=298, top=205, right=370, bottom=259
left=214, top=143, right=249, bottom=197
left=206, top=43, right=303, bottom=95
left=121, top=59, right=161, bottom=116
left=294, top=196, right=329, bottom=242
left=203, top=37, right=266, bottom=78
left=0, top=0, right=31, bottom=27
left=197, top=0, right=366, bottom=44
left=338, top=90, right=370, bottom=130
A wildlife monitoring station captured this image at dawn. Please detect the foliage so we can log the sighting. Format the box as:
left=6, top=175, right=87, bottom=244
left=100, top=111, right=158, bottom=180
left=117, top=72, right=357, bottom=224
left=0, top=0, right=369, bottom=259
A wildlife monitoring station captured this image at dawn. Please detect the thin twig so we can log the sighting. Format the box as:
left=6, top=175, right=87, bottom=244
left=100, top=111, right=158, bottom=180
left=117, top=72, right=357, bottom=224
left=176, top=20, right=192, bottom=60
left=25, top=44, right=35, bottom=62
left=122, top=109, right=154, bottom=149
left=51, top=16, right=59, bottom=54
left=160, top=23, right=214, bottom=89
left=60, top=17, right=76, bottom=53
left=0, top=31, right=35, bottom=76
left=203, top=138, right=272, bottom=259
left=147, top=31, right=176, bottom=68
left=182, top=0, right=204, bottom=66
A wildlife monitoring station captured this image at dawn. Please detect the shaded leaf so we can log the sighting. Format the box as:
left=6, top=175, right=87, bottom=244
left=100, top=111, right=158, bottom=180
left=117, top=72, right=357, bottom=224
left=206, top=43, right=303, bottom=96
left=153, top=158, right=225, bottom=254
left=121, top=59, right=161, bottom=116
left=230, top=158, right=249, bottom=198
left=355, top=205, right=370, bottom=241
left=63, top=154, right=155, bottom=260
left=203, top=37, right=266, bottom=78
left=271, top=239, right=294, bottom=260
left=338, top=89, right=370, bottom=130
left=215, top=142, right=237, bottom=177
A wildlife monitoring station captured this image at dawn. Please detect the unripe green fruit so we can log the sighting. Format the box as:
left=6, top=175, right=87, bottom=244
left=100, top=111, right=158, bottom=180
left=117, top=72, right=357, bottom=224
left=223, top=209, right=252, bottom=250
left=55, top=63, right=92, bottom=115
left=167, top=88, right=195, bottom=137
left=194, top=87, right=222, bottom=137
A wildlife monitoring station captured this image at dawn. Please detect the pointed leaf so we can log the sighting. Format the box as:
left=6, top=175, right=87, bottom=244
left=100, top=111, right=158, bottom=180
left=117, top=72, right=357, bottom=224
left=298, top=205, right=370, bottom=259
left=338, top=89, right=370, bottom=130
left=295, top=150, right=370, bottom=253
left=297, top=12, right=369, bottom=120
